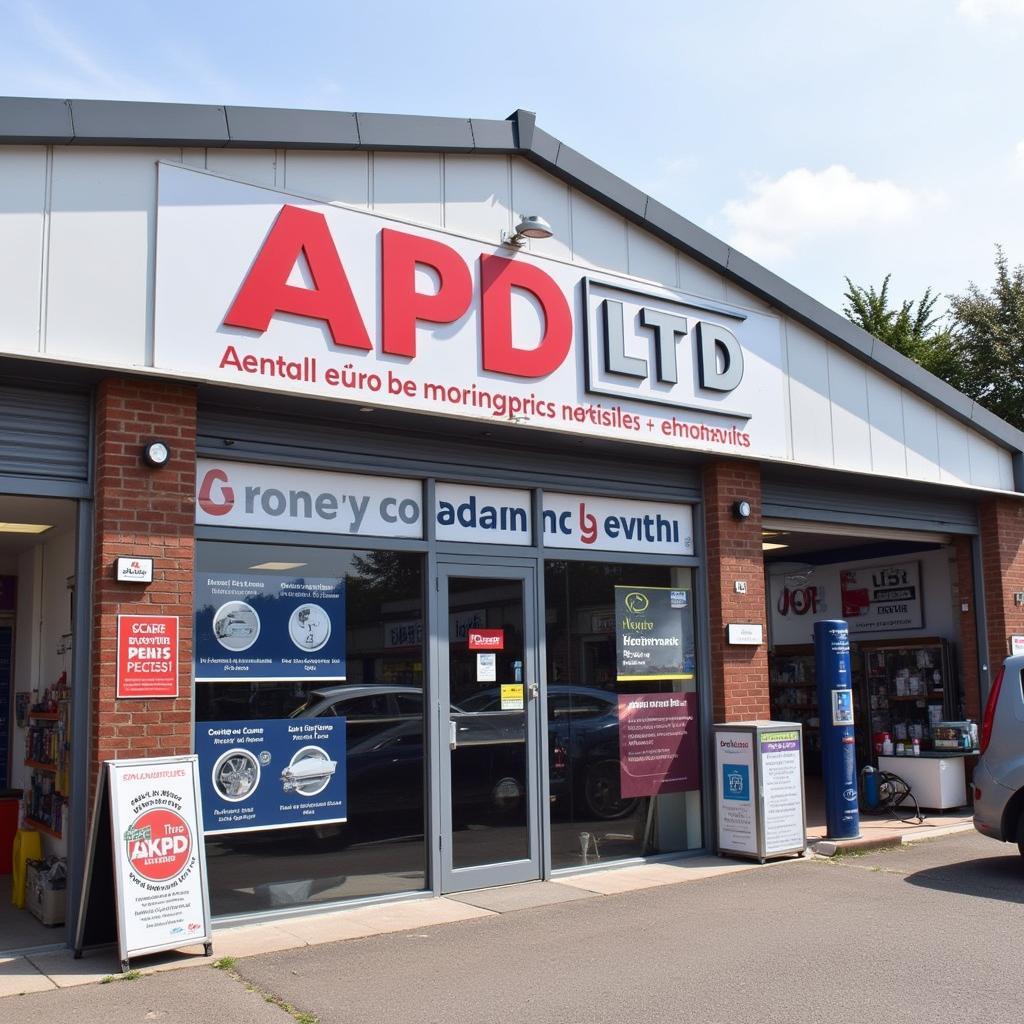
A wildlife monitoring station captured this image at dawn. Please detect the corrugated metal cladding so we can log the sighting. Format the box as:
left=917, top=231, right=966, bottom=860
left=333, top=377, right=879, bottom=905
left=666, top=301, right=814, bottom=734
left=0, top=384, right=91, bottom=482
left=761, top=476, right=978, bottom=534
left=197, top=406, right=701, bottom=502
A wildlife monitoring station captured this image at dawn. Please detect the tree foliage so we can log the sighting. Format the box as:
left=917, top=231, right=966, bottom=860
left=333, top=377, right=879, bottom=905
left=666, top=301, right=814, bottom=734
left=945, top=247, right=1024, bottom=431
left=843, top=249, right=1024, bottom=431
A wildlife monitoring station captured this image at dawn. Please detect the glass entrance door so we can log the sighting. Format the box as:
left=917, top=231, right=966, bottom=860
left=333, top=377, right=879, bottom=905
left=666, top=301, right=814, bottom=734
left=439, top=564, right=541, bottom=892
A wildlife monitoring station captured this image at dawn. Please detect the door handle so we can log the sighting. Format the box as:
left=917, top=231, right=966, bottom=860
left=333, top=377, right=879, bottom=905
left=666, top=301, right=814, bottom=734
left=528, top=683, right=539, bottom=701
left=449, top=720, right=458, bottom=750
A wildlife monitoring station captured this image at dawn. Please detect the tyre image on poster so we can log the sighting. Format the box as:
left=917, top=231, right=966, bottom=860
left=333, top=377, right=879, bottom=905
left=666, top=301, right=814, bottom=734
left=195, top=573, right=345, bottom=681
left=195, top=718, right=347, bottom=834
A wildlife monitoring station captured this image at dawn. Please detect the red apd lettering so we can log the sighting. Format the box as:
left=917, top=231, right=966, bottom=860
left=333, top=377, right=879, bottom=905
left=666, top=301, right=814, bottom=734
left=381, top=228, right=473, bottom=357
left=126, top=808, right=192, bottom=882
left=224, top=205, right=372, bottom=351
left=479, top=254, right=572, bottom=378
left=223, top=206, right=574, bottom=380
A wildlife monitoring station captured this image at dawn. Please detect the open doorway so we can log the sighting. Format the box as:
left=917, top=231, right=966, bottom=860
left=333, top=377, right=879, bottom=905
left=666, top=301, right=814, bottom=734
left=0, top=495, right=78, bottom=954
left=763, top=520, right=968, bottom=774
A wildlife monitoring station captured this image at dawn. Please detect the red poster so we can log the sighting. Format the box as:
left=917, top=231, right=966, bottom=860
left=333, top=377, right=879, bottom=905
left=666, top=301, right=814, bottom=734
left=468, top=628, right=504, bottom=650
left=617, top=692, right=700, bottom=797
left=117, top=615, right=179, bottom=698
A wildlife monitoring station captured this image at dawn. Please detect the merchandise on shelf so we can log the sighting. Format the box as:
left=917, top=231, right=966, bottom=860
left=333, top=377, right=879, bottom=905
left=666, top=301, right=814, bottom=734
left=23, top=673, right=71, bottom=838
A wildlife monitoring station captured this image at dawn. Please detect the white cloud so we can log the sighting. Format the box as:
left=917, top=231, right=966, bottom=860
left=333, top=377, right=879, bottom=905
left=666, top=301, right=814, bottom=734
left=956, top=0, right=1024, bottom=21
left=721, top=165, right=936, bottom=262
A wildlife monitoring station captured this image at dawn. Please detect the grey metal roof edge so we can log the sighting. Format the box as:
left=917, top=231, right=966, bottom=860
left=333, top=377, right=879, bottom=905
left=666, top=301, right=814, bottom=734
left=1, top=95, right=1021, bottom=454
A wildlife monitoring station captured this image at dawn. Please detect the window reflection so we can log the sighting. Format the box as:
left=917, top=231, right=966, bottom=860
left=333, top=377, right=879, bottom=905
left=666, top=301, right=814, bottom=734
left=544, top=561, right=701, bottom=869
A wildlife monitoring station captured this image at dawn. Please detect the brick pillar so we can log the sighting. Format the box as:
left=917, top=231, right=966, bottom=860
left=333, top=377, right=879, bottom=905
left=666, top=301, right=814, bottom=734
left=952, top=535, right=981, bottom=720
left=91, top=378, right=197, bottom=795
left=978, top=496, right=1024, bottom=676
left=702, top=460, right=770, bottom=722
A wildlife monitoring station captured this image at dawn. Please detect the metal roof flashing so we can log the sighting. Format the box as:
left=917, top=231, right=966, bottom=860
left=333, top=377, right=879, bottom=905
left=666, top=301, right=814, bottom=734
left=0, top=95, right=1021, bottom=457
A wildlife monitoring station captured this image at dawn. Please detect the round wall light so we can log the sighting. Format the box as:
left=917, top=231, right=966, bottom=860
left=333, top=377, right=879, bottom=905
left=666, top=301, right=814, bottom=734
left=142, top=440, right=171, bottom=468
left=732, top=499, right=752, bottom=521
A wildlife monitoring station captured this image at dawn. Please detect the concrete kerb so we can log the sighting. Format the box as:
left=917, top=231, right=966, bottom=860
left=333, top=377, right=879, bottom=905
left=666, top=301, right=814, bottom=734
left=809, top=819, right=974, bottom=857
left=0, top=852, right=807, bottom=997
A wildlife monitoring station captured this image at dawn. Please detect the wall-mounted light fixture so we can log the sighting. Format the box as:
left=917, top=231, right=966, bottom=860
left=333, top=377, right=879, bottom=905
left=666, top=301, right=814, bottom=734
left=142, top=440, right=171, bottom=468
left=732, top=499, right=752, bottom=521
left=501, top=215, right=554, bottom=249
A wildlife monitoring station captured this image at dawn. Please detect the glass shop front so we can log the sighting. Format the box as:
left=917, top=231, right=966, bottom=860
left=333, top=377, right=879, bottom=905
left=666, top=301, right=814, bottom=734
left=192, top=466, right=705, bottom=918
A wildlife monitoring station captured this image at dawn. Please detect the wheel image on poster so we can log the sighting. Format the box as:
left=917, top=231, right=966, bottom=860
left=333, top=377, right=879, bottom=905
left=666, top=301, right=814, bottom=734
left=288, top=603, right=331, bottom=652
left=212, top=600, right=261, bottom=652
left=212, top=748, right=261, bottom=801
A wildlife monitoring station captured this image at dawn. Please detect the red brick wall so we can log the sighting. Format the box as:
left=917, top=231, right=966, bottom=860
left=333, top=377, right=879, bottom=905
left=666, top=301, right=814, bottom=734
left=978, top=496, right=1024, bottom=673
left=702, top=461, right=770, bottom=722
left=91, top=377, right=197, bottom=795
left=952, top=535, right=981, bottom=720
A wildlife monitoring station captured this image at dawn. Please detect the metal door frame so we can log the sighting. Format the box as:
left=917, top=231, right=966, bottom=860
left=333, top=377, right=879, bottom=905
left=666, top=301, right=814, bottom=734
left=435, top=558, right=542, bottom=893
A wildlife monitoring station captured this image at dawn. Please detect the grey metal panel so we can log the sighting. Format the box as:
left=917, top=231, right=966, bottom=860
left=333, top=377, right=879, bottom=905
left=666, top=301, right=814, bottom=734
left=197, top=405, right=701, bottom=500
left=643, top=196, right=731, bottom=269
left=869, top=340, right=976, bottom=419
left=553, top=141, right=648, bottom=218
left=761, top=477, right=978, bottom=533
left=526, top=126, right=561, bottom=165
left=224, top=105, right=359, bottom=149
left=469, top=118, right=517, bottom=151
left=508, top=109, right=535, bottom=151
left=68, top=99, right=229, bottom=146
left=0, top=96, right=73, bottom=143
left=355, top=113, right=475, bottom=151
left=0, top=384, right=91, bottom=481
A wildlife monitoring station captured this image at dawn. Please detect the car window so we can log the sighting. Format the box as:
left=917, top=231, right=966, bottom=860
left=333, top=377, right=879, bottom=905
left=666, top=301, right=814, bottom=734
left=394, top=694, right=424, bottom=717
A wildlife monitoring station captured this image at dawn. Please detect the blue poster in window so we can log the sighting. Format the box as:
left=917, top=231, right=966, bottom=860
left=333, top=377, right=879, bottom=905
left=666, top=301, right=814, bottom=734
left=195, top=718, right=347, bottom=834
left=194, top=573, right=345, bottom=682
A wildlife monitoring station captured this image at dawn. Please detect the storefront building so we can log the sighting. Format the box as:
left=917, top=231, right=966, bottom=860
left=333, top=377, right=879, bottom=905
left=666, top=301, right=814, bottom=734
left=1, top=97, right=1023, bottom=942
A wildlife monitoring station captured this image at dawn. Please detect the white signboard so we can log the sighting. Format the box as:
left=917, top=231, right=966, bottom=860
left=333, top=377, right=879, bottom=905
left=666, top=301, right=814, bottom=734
left=1010, top=635, right=1024, bottom=656
left=758, top=728, right=806, bottom=856
left=435, top=483, right=533, bottom=545
left=116, top=556, right=154, bottom=583
left=770, top=558, right=926, bottom=644
left=715, top=730, right=757, bottom=856
left=155, top=163, right=787, bottom=460
left=542, top=492, right=694, bottom=555
left=109, top=756, right=211, bottom=964
left=727, top=623, right=763, bottom=645
left=196, top=459, right=422, bottom=537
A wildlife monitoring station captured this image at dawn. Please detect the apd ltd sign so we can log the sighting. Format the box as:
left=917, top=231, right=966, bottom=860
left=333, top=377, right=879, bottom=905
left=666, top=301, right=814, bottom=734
left=155, top=163, right=788, bottom=459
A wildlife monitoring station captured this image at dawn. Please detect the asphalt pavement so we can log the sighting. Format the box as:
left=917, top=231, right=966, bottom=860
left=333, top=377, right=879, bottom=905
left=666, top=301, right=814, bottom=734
left=2, top=831, right=1020, bottom=1024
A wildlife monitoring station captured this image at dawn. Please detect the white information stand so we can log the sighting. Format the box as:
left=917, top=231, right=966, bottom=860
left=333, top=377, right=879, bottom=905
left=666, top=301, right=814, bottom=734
left=75, top=755, right=213, bottom=972
left=714, top=722, right=806, bottom=862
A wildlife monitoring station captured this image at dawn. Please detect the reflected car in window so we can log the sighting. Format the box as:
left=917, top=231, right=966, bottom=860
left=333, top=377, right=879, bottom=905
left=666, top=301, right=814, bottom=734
left=462, top=685, right=638, bottom=821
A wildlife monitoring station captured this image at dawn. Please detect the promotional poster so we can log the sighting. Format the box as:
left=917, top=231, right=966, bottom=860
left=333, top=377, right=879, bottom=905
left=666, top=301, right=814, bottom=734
left=617, top=693, right=699, bottom=797
left=194, top=573, right=346, bottom=682
left=614, top=586, right=694, bottom=682
left=195, top=718, right=347, bottom=835
left=108, top=756, right=211, bottom=961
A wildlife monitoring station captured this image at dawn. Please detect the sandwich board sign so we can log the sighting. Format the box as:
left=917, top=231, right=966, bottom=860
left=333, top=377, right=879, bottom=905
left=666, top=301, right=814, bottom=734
left=74, top=755, right=213, bottom=972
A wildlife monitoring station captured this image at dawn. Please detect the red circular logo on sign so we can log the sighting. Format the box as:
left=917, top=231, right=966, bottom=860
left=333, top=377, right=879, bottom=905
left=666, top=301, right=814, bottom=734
left=125, top=808, right=193, bottom=882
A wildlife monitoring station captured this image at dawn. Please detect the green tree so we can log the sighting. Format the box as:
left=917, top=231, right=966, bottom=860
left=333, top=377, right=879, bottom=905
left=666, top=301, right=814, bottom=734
left=842, top=274, right=949, bottom=364
left=946, top=247, right=1024, bottom=431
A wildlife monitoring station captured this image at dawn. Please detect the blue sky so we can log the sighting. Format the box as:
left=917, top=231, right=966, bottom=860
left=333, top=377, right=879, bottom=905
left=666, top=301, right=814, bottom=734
left=2, top=0, right=1022, bottom=319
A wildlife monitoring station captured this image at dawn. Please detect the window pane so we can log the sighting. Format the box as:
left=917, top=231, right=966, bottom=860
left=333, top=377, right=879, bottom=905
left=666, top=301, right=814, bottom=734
left=545, top=561, right=701, bottom=870
left=195, top=542, right=426, bottom=915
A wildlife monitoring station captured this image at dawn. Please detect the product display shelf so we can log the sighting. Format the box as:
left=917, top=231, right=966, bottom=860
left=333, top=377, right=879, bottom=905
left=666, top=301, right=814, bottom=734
left=23, top=679, right=70, bottom=840
left=861, top=638, right=956, bottom=757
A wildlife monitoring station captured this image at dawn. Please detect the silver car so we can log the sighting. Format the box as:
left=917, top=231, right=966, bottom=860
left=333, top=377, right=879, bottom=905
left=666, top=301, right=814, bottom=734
left=973, top=656, right=1024, bottom=855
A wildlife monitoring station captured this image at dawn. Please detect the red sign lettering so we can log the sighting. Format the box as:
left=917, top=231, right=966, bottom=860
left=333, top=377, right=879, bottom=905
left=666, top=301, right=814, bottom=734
left=223, top=205, right=372, bottom=351
left=468, top=629, right=505, bottom=650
